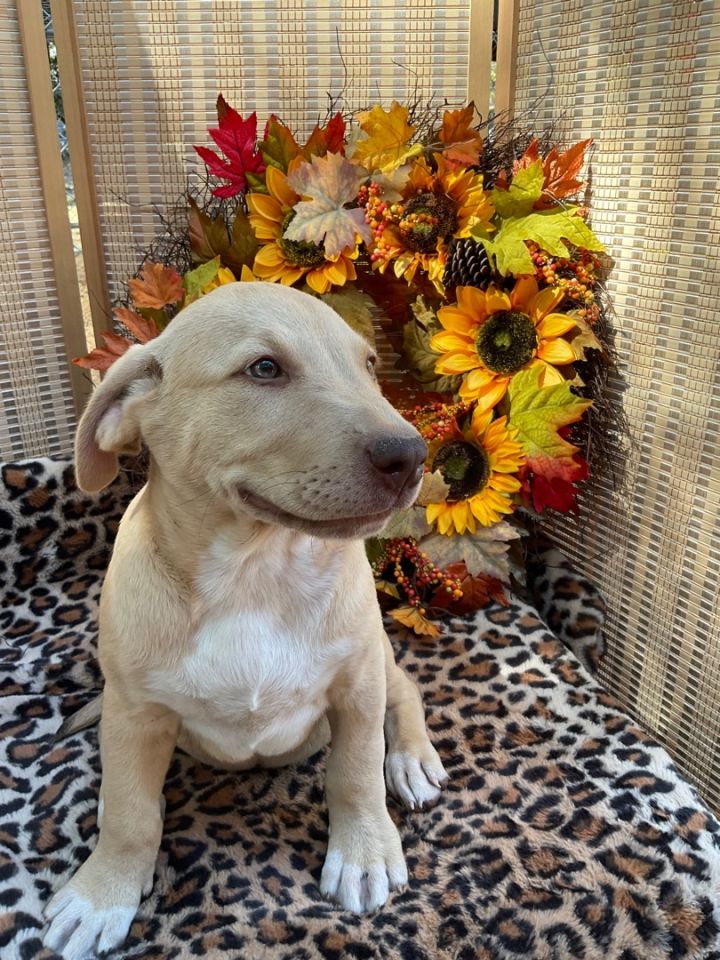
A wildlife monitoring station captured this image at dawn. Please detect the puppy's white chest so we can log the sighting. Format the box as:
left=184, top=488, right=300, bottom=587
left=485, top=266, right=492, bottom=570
left=147, top=531, right=352, bottom=760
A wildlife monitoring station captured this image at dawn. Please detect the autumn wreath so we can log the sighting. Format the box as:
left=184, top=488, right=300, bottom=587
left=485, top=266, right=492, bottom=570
left=77, top=98, right=624, bottom=635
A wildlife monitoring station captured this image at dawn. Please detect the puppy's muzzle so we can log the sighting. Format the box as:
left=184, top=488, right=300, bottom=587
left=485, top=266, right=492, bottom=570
left=366, top=434, right=428, bottom=495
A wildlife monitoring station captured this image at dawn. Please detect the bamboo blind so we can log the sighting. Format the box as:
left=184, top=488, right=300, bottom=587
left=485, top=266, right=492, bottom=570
left=70, top=0, right=476, bottom=303
left=515, top=0, right=720, bottom=811
left=0, top=0, right=85, bottom=460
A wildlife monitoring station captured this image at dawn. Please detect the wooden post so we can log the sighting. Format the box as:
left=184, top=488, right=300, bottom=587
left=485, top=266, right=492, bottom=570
left=50, top=0, right=112, bottom=346
left=16, top=0, right=90, bottom=415
left=467, top=0, right=494, bottom=123
left=495, top=0, right=520, bottom=120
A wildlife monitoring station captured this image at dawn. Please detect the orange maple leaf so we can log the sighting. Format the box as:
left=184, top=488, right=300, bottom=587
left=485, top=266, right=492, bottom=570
left=538, top=139, right=592, bottom=206
left=72, top=331, right=134, bottom=371
left=113, top=306, right=161, bottom=344
left=389, top=605, right=442, bottom=638
left=128, top=261, right=184, bottom=310
left=438, top=103, right=482, bottom=165
left=431, top=562, right=508, bottom=613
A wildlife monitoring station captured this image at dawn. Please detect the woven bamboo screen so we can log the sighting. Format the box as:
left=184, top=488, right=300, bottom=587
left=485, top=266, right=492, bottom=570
left=0, top=0, right=85, bottom=460
left=70, top=0, right=475, bottom=303
left=515, top=0, right=720, bottom=810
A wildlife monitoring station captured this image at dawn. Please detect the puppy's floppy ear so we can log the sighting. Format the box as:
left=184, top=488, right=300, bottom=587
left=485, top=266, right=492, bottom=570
left=74, top=343, right=162, bottom=492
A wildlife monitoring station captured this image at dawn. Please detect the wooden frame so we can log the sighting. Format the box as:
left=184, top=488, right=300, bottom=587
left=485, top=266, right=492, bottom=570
left=467, top=0, right=494, bottom=122
left=15, top=0, right=90, bottom=414
left=495, top=0, right=520, bottom=120
left=51, top=0, right=112, bottom=346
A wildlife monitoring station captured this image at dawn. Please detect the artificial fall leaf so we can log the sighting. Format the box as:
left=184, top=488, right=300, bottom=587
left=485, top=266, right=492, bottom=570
left=431, top=561, right=508, bottom=613
left=389, top=605, right=442, bottom=638
left=260, top=115, right=302, bottom=173
left=183, top=257, right=236, bottom=304
left=519, top=452, right=589, bottom=514
left=188, top=197, right=231, bottom=263
left=494, top=138, right=541, bottom=189
left=476, top=204, right=605, bottom=276
left=113, top=306, right=160, bottom=344
left=420, top=522, right=523, bottom=582
left=72, top=331, right=133, bottom=371
left=303, top=112, right=347, bottom=158
left=507, top=366, right=592, bottom=461
left=539, top=139, right=592, bottom=206
left=224, top=210, right=259, bottom=276
left=490, top=160, right=544, bottom=219
left=351, top=101, right=421, bottom=173
left=402, top=297, right=462, bottom=395
left=194, top=96, right=265, bottom=198
left=567, top=311, right=603, bottom=361
left=128, top=261, right=184, bottom=310
left=381, top=506, right=433, bottom=541
left=416, top=469, right=450, bottom=507
left=317, top=287, right=377, bottom=347
left=438, top=103, right=482, bottom=165
left=285, top=152, right=371, bottom=257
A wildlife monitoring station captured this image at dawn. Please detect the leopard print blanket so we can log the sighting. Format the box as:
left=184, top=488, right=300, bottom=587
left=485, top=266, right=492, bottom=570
left=1, top=459, right=719, bottom=960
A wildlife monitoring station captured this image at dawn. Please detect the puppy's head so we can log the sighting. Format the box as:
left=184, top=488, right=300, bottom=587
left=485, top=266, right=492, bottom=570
left=75, top=283, right=426, bottom=538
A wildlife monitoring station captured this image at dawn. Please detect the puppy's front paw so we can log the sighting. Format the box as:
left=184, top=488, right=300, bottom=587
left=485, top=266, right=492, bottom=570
left=320, top=815, right=407, bottom=913
left=43, top=855, right=146, bottom=959
left=385, top=744, right=448, bottom=810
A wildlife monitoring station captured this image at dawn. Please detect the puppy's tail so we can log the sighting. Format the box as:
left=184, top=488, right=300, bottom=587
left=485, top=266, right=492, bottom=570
left=55, top=693, right=103, bottom=740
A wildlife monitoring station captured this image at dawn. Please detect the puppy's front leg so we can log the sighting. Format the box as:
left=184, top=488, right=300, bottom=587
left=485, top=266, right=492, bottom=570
left=320, top=653, right=407, bottom=913
left=382, top=632, right=449, bottom=810
left=44, top=687, right=178, bottom=960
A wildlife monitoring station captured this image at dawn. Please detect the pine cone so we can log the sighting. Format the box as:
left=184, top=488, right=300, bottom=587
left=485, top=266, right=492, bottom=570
left=443, top=239, right=494, bottom=290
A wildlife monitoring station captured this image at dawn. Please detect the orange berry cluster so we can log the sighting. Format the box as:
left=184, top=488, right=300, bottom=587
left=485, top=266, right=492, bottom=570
left=529, top=243, right=600, bottom=305
left=372, top=537, right=464, bottom=611
left=402, top=400, right=471, bottom=444
left=358, top=182, right=407, bottom=264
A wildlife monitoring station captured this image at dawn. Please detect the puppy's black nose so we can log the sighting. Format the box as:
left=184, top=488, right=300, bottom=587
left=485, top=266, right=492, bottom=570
left=367, top=434, right=428, bottom=491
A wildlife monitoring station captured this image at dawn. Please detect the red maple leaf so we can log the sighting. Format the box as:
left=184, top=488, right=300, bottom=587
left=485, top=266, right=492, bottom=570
left=194, top=94, right=265, bottom=198
left=304, top=112, right=347, bottom=157
left=519, top=451, right=589, bottom=514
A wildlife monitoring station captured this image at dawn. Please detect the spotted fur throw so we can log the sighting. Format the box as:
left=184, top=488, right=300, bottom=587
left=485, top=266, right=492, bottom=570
left=1, top=459, right=719, bottom=960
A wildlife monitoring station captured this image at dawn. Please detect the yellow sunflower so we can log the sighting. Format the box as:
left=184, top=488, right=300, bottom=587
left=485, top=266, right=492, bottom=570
left=371, top=154, right=494, bottom=291
left=426, top=407, right=526, bottom=535
left=431, top=278, right=578, bottom=410
left=247, top=165, right=358, bottom=294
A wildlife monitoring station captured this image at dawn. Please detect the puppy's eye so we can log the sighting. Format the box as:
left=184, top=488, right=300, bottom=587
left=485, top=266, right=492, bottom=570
left=366, top=355, right=378, bottom=378
left=247, top=358, right=282, bottom=380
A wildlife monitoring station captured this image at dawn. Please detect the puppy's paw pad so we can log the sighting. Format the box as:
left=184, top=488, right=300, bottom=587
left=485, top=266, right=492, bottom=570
left=385, top=749, right=448, bottom=810
left=44, top=886, right=137, bottom=960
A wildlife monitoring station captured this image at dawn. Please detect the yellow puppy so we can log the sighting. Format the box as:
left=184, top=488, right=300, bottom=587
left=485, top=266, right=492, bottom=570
left=44, top=283, right=447, bottom=959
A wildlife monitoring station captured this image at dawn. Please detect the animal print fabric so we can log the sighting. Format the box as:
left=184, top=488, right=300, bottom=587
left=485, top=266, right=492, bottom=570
left=1, top=459, right=719, bottom=960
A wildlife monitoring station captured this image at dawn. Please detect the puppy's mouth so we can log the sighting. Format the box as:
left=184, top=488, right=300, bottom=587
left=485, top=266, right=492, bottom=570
left=234, top=487, right=409, bottom=539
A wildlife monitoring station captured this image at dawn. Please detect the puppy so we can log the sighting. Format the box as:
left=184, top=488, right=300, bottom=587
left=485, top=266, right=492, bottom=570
left=43, top=283, right=448, bottom=959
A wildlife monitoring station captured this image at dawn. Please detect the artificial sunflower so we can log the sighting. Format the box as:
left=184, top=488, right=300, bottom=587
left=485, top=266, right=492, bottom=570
left=425, top=406, right=526, bottom=535
left=247, top=165, right=358, bottom=294
left=369, top=154, right=494, bottom=292
left=431, top=278, right=578, bottom=409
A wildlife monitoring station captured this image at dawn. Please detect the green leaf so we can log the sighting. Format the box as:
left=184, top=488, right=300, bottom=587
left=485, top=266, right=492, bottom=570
left=420, top=522, right=523, bottom=581
left=476, top=205, right=605, bottom=276
left=490, top=160, right=544, bottom=218
left=315, top=287, right=377, bottom=347
left=183, top=257, right=221, bottom=303
left=222, top=209, right=259, bottom=275
left=245, top=171, right=268, bottom=194
left=187, top=197, right=230, bottom=263
left=260, top=116, right=301, bottom=173
left=365, top=537, right=386, bottom=566
left=507, top=366, right=592, bottom=460
left=402, top=297, right=461, bottom=394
